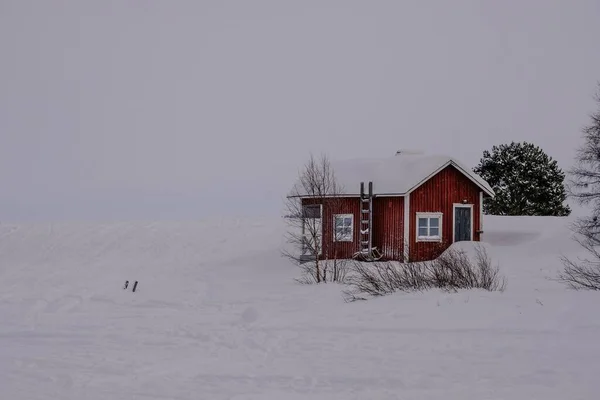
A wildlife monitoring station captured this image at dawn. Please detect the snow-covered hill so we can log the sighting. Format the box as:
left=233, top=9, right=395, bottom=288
left=0, top=215, right=598, bottom=399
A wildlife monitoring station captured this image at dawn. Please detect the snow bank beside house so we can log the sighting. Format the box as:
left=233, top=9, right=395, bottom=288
left=0, top=214, right=598, bottom=399
left=436, top=239, right=493, bottom=261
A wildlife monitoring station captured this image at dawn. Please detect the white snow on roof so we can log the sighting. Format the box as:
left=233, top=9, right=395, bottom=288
left=290, top=152, right=494, bottom=197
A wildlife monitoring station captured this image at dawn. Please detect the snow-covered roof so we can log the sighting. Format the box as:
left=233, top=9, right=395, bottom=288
left=290, top=152, right=494, bottom=198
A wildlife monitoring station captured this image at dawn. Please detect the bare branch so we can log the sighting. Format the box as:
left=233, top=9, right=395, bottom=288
left=282, top=152, right=348, bottom=283
left=342, top=244, right=506, bottom=301
left=559, top=82, right=600, bottom=290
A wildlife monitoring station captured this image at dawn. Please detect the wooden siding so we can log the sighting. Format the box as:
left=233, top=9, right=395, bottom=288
left=372, top=197, right=405, bottom=261
left=302, top=197, right=361, bottom=260
left=409, top=165, right=482, bottom=262
left=302, top=196, right=406, bottom=261
left=300, top=164, right=485, bottom=263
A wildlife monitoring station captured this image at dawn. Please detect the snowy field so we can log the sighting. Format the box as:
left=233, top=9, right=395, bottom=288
left=0, top=215, right=598, bottom=399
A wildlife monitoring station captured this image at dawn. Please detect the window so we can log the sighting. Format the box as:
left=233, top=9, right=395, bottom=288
left=302, top=204, right=321, bottom=218
left=334, top=214, right=353, bottom=242
left=416, top=212, right=442, bottom=242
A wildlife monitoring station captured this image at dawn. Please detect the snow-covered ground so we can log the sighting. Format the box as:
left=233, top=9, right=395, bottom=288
left=0, top=215, right=598, bottom=399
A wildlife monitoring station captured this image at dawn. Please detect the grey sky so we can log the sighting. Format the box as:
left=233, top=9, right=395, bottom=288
left=1, top=0, right=599, bottom=221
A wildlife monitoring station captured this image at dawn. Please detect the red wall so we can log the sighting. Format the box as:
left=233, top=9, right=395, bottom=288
left=302, top=196, right=406, bottom=261
left=409, top=165, right=482, bottom=262
left=302, top=197, right=361, bottom=260
left=300, top=165, right=483, bottom=263
left=373, top=197, right=405, bottom=261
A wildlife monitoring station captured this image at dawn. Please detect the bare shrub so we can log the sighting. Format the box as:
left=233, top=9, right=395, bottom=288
left=558, top=256, right=600, bottom=290
left=342, top=260, right=431, bottom=301
left=295, top=258, right=351, bottom=285
left=343, top=244, right=506, bottom=301
left=328, top=258, right=351, bottom=283
left=558, top=218, right=600, bottom=290
left=473, top=245, right=507, bottom=291
left=433, top=244, right=506, bottom=292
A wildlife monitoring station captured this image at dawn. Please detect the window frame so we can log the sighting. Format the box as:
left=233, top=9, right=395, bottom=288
left=416, top=212, right=443, bottom=242
left=452, top=203, right=474, bottom=242
left=302, top=204, right=322, bottom=219
left=333, top=213, right=354, bottom=242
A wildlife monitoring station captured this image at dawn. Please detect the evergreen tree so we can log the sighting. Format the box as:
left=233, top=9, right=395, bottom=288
left=473, top=141, right=571, bottom=216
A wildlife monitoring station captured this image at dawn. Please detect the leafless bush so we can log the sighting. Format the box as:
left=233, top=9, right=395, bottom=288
left=474, top=245, right=507, bottom=291
left=328, top=258, right=351, bottom=283
left=558, top=218, right=600, bottom=290
left=295, top=258, right=351, bottom=285
left=558, top=256, right=600, bottom=290
left=433, top=245, right=506, bottom=292
left=343, top=244, right=506, bottom=301
left=342, top=260, right=431, bottom=301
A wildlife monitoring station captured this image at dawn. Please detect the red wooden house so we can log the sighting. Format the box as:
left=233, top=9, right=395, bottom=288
left=290, top=150, right=495, bottom=263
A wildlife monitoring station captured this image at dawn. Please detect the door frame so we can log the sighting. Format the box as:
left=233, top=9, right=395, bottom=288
left=452, top=203, right=474, bottom=242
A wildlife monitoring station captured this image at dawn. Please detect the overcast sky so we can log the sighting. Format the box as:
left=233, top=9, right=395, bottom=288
left=1, top=0, right=599, bottom=221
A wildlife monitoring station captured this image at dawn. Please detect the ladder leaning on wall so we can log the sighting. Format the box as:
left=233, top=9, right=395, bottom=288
left=353, top=181, right=383, bottom=262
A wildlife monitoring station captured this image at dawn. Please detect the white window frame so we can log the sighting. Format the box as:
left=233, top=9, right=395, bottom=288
left=416, top=212, right=443, bottom=242
left=333, top=213, right=354, bottom=242
left=452, top=203, right=474, bottom=242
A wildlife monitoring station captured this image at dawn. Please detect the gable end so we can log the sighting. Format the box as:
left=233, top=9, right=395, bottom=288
left=405, top=160, right=494, bottom=197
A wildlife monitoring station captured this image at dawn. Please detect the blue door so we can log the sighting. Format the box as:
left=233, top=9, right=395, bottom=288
left=454, top=206, right=471, bottom=242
